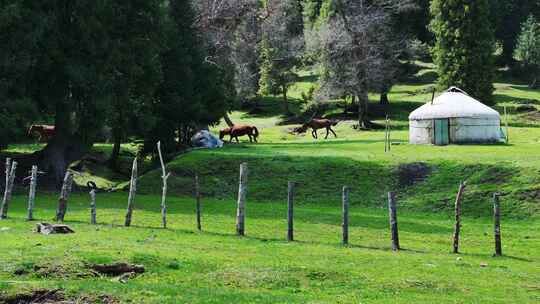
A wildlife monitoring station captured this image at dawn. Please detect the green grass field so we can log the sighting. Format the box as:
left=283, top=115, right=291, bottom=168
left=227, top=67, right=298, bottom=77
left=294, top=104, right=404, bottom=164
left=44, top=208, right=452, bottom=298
left=1, top=194, right=539, bottom=303
left=1, top=77, right=540, bottom=303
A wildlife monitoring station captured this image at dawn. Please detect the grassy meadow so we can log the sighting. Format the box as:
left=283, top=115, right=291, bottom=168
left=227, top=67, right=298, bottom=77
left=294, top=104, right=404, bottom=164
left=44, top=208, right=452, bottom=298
left=1, top=75, right=540, bottom=302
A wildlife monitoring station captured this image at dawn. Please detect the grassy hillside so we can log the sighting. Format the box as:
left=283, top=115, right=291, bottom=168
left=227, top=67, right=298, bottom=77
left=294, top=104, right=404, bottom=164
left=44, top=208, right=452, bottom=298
left=2, top=72, right=540, bottom=303
left=134, top=80, right=540, bottom=219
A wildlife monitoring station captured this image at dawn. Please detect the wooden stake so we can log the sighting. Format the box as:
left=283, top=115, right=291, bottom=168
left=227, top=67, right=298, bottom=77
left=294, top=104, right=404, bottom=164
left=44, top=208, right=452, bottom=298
left=342, top=186, right=350, bottom=245
left=504, top=105, right=509, bottom=144
left=125, top=158, right=138, bottom=227
left=387, top=118, right=391, bottom=151
left=195, top=174, right=202, bottom=231
left=388, top=191, right=400, bottom=251
left=27, top=165, right=38, bottom=221
left=1, top=158, right=11, bottom=217
left=384, top=116, right=389, bottom=152
left=236, top=163, right=248, bottom=236
left=452, top=182, right=466, bottom=254
left=493, top=193, right=502, bottom=256
left=1, top=159, right=16, bottom=219
left=157, top=141, right=170, bottom=229
left=287, top=181, right=295, bottom=242
left=90, top=188, right=97, bottom=225
left=55, top=170, right=73, bottom=222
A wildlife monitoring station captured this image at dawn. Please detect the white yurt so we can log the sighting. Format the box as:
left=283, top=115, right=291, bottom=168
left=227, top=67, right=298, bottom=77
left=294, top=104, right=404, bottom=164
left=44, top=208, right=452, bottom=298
left=409, top=87, right=504, bottom=145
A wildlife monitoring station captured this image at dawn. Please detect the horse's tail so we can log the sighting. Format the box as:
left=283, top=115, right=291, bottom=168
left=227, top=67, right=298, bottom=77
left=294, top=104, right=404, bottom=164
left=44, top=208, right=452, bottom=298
left=332, top=120, right=339, bottom=126
left=252, top=126, right=259, bottom=138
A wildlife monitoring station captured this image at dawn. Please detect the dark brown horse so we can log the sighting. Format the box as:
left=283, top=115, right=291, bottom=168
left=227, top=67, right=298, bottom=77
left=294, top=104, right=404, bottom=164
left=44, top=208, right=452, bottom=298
left=28, top=125, right=55, bottom=142
left=219, top=125, right=259, bottom=143
left=296, top=118, right=338, bottom=139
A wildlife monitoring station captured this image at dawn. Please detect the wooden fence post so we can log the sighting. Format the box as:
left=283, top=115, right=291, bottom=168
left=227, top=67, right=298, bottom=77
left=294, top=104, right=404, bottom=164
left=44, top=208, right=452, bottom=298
left=342, top=186, right=350, bottom=245
left=27, top=165, right=38, bottom=221
left=55, top=170, right=73, bottom=222
left=504, top=106, right=509, bottom=144
left=1, top=159, right=16, bottom=219
left=387, top=117, right=391, bottom=152
left=195, top=174, right=202, bottom=231
left=388, top=191, right=400, bottom=251
left=236, top=163, right=248, bottom=236
left=493, top=193, right=502, bottom=256
left=452, top=182, right=466, bottom=254
left=287, top=182, right=295, bottom=242
left=1, top=158, right=11, bottom=219
left=125, top=158, right=138, bottom=227
left=157, top=142, right=170, bottom=229
left=384, top=116, right=389, bottom=152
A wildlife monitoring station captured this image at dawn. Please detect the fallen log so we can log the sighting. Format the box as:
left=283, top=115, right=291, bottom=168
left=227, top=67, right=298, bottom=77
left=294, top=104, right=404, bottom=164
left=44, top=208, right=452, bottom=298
left=90, top=263, right=145, bottom=276
left=35, top=223, right=75, bottom=235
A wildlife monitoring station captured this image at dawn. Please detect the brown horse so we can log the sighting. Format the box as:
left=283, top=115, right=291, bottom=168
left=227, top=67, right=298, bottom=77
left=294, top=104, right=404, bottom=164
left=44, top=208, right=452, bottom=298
left=296, top=118, right=338, bottom=139
left=219, top=125, right=259, bottom=143
left=28, top=125, right=55, bottom=142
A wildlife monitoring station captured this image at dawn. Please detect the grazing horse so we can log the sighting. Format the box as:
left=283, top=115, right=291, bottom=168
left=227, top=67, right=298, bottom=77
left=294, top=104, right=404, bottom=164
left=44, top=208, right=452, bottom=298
left=296, top=118, right=338, bottom=139
left=28, top=125, right=55, bottom=142
left=219, top=125, right=259, bottom=143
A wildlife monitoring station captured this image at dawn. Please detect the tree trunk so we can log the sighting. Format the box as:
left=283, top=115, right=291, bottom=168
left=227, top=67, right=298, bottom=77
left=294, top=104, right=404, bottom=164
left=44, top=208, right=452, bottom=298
left=283, top=86, right=290, bottom=115
left=530, top=77, right=538, bottom=89
left=38, top=102, right=89, bottom=185
left=223, top=113, right=235, bottom=128
left=109, top=133, right=122, bottom=167
left=357, top=90, right=370, bottom=129
left=379, top=92, right=389, bottom=105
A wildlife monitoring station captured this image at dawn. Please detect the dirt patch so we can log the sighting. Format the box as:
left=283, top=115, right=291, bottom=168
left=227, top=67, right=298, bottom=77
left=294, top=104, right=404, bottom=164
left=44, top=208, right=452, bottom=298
left=473, top=165, right=514, bottom=184
left=515, top=104, right=537, bottom=113
left=396, top=162, right=432, bottom=187
left=13, top=261, right=93, bottom=279
left=517, top=188, right=540, bottom=201
left=0, top=289, right=65, bottom=304
left=0, top=289, right=118, bottom=304
left=522, top=111, right=540, bottom=120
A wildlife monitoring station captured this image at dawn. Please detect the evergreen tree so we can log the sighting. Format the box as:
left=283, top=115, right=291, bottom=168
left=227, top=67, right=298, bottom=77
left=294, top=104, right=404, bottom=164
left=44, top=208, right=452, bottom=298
left=1, top=1, right=114, bottom=181
left=106, top=0, right=163, bottom=165
left=431, top=0, right=496, bottom=104
left=514, top=15, right=540, bottom=87
left=142, top=0, right=230, bottom=154
left=258, top=0, right=304, bottom=115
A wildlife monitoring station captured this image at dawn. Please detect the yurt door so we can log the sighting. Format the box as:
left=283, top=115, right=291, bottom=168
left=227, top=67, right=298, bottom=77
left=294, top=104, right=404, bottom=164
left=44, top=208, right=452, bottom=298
left=434, top=119, right=449, bottom=145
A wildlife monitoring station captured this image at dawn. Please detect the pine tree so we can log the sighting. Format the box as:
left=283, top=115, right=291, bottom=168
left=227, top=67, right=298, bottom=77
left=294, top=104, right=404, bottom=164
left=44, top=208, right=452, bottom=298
left=258, top=0, right=304, bottom=115
left=431, top=0, right=496, bottom=104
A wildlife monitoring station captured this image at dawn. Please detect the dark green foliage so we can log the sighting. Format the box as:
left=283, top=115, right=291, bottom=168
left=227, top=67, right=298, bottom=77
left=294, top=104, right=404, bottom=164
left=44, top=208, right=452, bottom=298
left=491, top=0, right=540, bottom=66
left=514, top=15, right=540, bottom=87
left=258, top=0, right=304, bottom=114
left=106, top=0, right=163, bottom=163
left=431, top=0, right=496, bottom=104
left=141, top=0, right=230, bottom=154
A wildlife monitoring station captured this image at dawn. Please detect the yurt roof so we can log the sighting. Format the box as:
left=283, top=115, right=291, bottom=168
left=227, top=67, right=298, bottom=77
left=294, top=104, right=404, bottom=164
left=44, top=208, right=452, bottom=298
left=409, top=87, right=500, bottom=120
